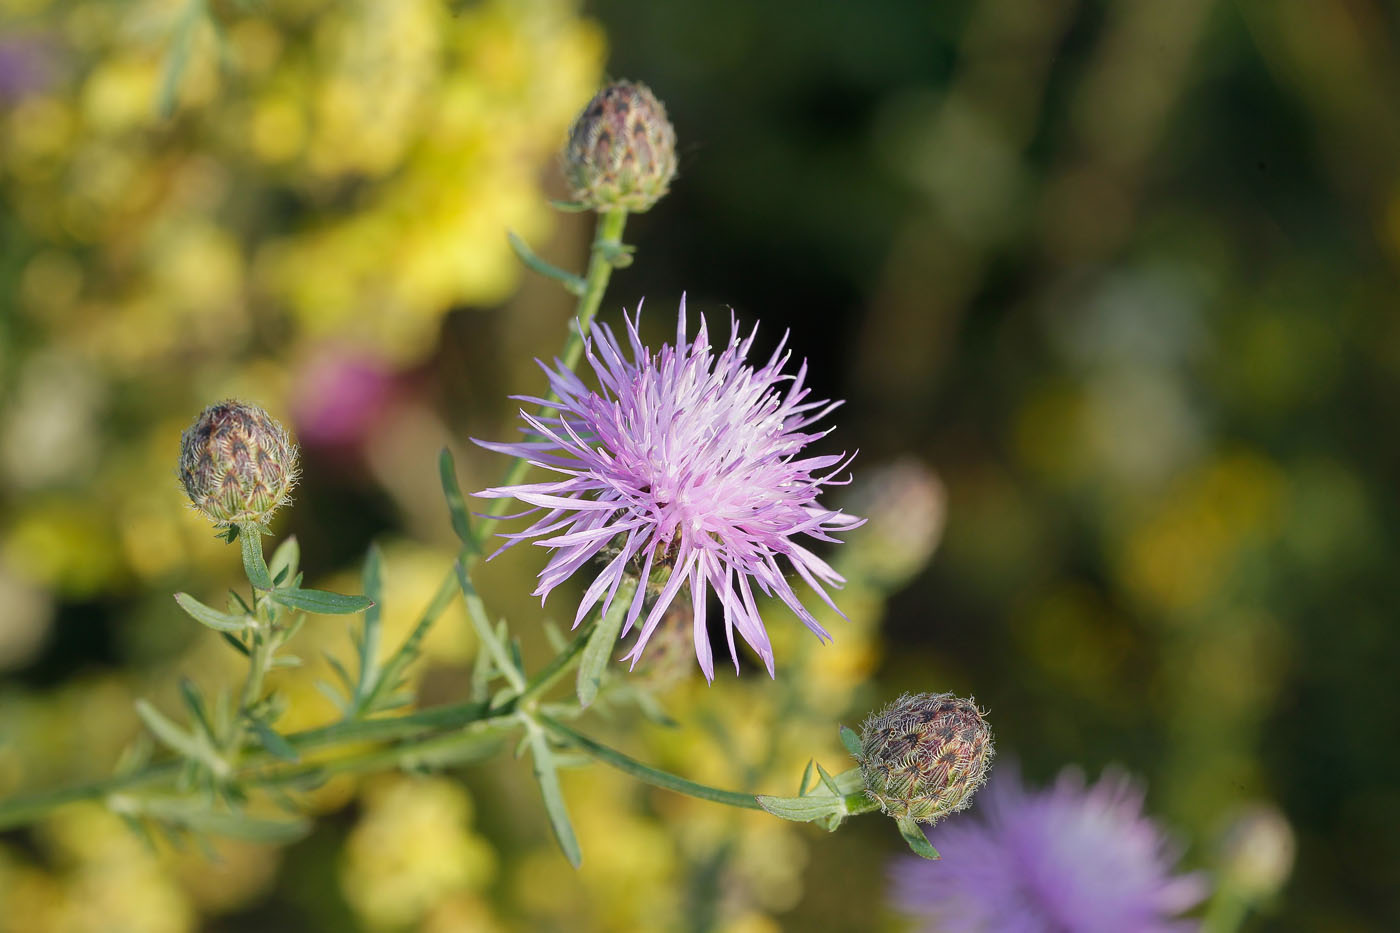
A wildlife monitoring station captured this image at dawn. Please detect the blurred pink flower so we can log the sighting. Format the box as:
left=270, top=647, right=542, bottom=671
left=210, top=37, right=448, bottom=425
left=292, top=348, right=395, bottom=450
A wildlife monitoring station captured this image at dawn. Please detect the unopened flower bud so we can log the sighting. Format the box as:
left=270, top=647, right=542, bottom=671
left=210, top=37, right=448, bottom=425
left=565, top=81, right=677, bottom=213
left=1217, top=803, right=1295, bottom=901
left=858, top=693, right=993, bottom=824
left=841, top=458, right=946, bottom=590
left=179, top=400, right=298, bottom=527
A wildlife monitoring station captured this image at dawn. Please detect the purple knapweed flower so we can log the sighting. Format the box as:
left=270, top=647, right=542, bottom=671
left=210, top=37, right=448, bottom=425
left=473, top=300, right=860, bottom=680
left=891, top=765, right=1208, bottom=933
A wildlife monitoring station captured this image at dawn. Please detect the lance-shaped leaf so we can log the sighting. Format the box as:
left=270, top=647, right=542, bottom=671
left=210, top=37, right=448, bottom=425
left=175, top=593, right=251, bottom=632
left=839, top=724, right=862, bottom=759
left=135, top=700, right=228, bottom=779
left=897, top=815, right=942, bottom=860
left=179, top=679, right=216, bottom=745
left=269, top=535, right=300, bottom=586
left=349, top=543, right=384, bottom=714
left=523, top=721, right=582, bottom=868
left=576, top=579, right=634, bottom=708
left=134, top=797, right=311, bottom=843
left=249, top=718, right=299, bottom=763
left=269, top=588, right=373, bottom=615
left=439, top=448, right=479, bottom=552
left=756, top=765, right=871, bottom=830
left=239, top=525, right=273, bottom=590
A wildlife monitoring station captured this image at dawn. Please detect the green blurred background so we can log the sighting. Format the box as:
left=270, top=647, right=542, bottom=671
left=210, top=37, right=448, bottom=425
left=2, top=0, right=1398, bottom=929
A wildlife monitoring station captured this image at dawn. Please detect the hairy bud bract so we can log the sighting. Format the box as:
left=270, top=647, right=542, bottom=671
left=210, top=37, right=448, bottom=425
left=565, top=81, right=677, bottom=213
left=858, top=692, right=993, bottom=824
left=179, top=400, right=298, bottom=527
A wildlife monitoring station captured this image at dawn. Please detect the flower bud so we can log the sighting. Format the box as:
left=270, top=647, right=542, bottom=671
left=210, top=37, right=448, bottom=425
left=858, top=693, right=993, bottom=824
left=179, top=400, right=298, bottom=527
left=841, top=458, right=946, bottom=590
left=565, top=81, right=677, bottom=213
left=1217, top=803, right=1295, bottom=901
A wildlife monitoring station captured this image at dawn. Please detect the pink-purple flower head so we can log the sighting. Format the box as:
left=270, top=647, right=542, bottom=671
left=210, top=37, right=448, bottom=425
left=891, top=764, right=1208, bottom=933
left=472, top=299, right=861, bottom=681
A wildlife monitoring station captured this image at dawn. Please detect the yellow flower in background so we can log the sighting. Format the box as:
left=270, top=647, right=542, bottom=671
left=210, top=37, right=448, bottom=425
left=341, top=774, right=497, bottom=931
left=0, top=0, right=605, bottom=600
left=32, top=804, right=196, bottom=933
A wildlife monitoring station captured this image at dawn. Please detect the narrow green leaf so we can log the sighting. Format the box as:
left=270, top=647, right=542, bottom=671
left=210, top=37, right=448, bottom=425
left=829, top=766, right=867, bottom=796
left=439, top=448, right=478, bottom=551
left=269, top=535, right=300, bottom=586
left=576, top=579, right=634, bottom=708
left=815, top=762, right=842, bottom=798
left=839, top=724, right=862, bottom=759
left=314, top=680, right=350, bottom=714
left=345, top=543, right=385, bottom=719
left=507, top=231, right=587, bottom=296
left=135, top=700, right=223, bottom=775
left=453, top=562, right=526, bottom=692
left=269, top=588, right=373, bottom=615
left=755, top=793, right=847, bottom=824
left=323, top=652, right=355, bottom=692
left=469, top=626, right=495, bottom=702
left=118, top=812, right=159, bottom=853
left=897, top=816, right=941, bottom=860
left=397, top=729, right=505, bottom=770
left=156, top=0, right=200, bottom=119
left=548, top=199, right=590, bottom=213
left=179, top=679, right=216, bottom=744
left=239, top=525, right=273, bottom=590
left=598, top=239, right=636, bottom=269
left=249, top=718, right=299, bottom=762
left=524, top=722, right=582, bottom=868
left=542, top=619, right=567, bottom=652
left=219, top=631, right=251, bottom=656
left=629, top=688, right=679, bottom=728
left=373, top=692, right=415, bottom=712
left=799, top=759, right=815, bottom=796
left=114, top=735, right=154, bottom=777
left=175, top=592, right=250, bottom=632
left=141, top=798, right=311, bottom=843
left=282, top=613, right=306, bottom=642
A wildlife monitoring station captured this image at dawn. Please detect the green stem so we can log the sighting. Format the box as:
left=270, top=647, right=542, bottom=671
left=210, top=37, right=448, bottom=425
left=517, top=616, right=597, bottom=706
left=0, top=699, right=506, bottom=831
left=369, top=209, right=631, bottom=671
left=539, top=714, right=762, bottom=811
left=1201, top=889, right=1251, bottom=933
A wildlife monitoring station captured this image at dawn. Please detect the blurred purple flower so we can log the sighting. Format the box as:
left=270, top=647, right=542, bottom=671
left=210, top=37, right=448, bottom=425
left=473, top=299, right=860, bottom=680
left=891, top=765, right=1208, bottom=933
left=0, top=36, right=56, bottom=100
left=292, top=348, right=395, bottom=450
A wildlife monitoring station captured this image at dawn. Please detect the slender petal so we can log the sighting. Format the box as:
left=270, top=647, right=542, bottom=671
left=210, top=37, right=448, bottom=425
left=473, top=300, right=859, bottom=680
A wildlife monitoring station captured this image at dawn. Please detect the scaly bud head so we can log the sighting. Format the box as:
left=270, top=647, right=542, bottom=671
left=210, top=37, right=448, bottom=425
left=858, top=692, right=993, bottom=824
left=179, top=400, right=298, bottom=527
left=565, top=81, right=677, bottom=213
